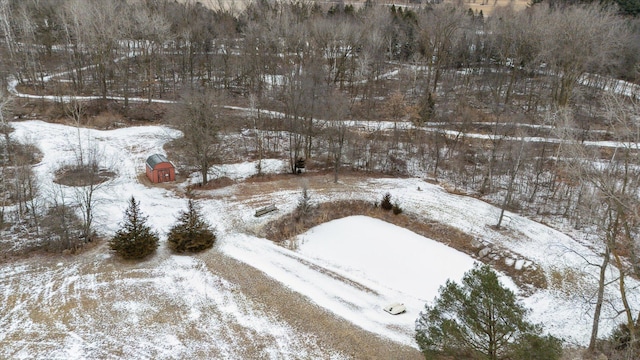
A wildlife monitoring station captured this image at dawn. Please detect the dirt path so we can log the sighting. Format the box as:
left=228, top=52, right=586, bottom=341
left=198, top=249, right=423, bottom=359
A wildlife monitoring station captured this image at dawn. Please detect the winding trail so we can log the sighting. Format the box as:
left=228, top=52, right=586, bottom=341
left=7, top=60, right=640, bottom=150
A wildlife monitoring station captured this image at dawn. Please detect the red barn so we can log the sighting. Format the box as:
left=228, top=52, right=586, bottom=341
left=145, top=154, right=175, bottom=183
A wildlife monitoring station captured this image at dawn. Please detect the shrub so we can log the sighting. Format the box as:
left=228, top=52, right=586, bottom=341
left=295, top=186, right=313, bottom=222
left=109, top=196, right=158, bottom=260
left=392, top=201, right=403, bottom=215
left=380, top=193, right=393, bottom=211
left=167, top=199, right=216, bottom=253
left=606, top=321, right=640, bottom=356
left=41, top=204, right=84, bottom=252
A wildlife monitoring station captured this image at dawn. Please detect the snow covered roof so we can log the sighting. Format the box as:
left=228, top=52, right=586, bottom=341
left=145, top=154, right=171, bottom=169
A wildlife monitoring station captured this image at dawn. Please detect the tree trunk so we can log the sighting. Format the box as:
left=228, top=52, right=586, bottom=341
left=588, top=246, right=611, bottom=353
left=201, top=162, right=209, bottom=186
left=497, top=138, right=525, bottom=228
left=613, top=249, right=636, bottom=345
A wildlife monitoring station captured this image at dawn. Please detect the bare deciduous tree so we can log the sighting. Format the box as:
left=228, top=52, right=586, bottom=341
left=540, top=4, right=627, bottom=107
left=42, top=184, right=82, bottom=252
left=171, top=90, right=224, bottom=185
left=485, top=6, right=544, bottom=107
left=496, top=132, right=527, bottom=229
left=74, top=145, right=112, bottom=241
left=554, top=97, right=640, bottom=353
left=417, top=5, right=467, bottom=94
left=130, top=4, right=171, bottom=103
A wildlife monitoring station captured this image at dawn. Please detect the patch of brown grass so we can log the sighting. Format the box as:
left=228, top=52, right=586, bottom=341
left=188, top=176, right=235, bottom=190
left=89, top=111, right=126, bottom=130
left=0, top=142, right=43, bottom=166
left=262, top=199, right=473, bottom=246
left=548, top=266, right=591, bottom=299
left=245, top=172, right=296, bottom=183
left=54, top=165, right=116, bottom=186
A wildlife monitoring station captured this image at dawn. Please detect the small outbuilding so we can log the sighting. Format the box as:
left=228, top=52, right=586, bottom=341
left=145, top=154, right=175, bottom=183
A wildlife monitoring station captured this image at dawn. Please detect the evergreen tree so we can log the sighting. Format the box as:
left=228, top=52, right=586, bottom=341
left=415, top=264, right=562, bottom=360
left=381, top=192, right=393, bottom=211
left=167, top=199, right=216, bottom=253
left=616, top=0, right=640, bottom=16
left=417, top=92, right=435, bottom=126
left=109, top=196, right=159, bottom=260
left=296, top=186, right=313, bottom=221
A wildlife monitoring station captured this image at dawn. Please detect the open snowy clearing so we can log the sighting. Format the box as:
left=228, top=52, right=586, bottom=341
left=2, top=120, right=639, bottom=358
left=221, top=216, right=480, bottom=347
left=0, top=254, right=351, bottom=359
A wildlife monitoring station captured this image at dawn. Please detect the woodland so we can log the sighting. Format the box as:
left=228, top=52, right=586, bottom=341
left=1, top=0, right=640, bottom=358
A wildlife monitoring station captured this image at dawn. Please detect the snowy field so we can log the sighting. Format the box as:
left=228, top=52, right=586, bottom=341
left=1, top=120, right=639, bottom=358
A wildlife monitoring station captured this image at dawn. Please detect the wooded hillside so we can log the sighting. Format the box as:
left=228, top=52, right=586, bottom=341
left=1, top=1, right=640, bottom=357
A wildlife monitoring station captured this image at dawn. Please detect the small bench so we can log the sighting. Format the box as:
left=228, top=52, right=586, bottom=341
left=254, top=205, right=278, bottom=217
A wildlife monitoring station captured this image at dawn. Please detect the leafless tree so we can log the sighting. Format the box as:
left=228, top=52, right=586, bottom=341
left=554, top=97, right=640, bottom=353
left=12, top=2, right=45, bottom=89
left=309, top=16, right=362, bottom=88
left=171, top=90, right=224, bottom=185
left=0, top=87, right=12, bottom=152
left=358, top=7, right=392, bottom=90
left=496, top=131, right=527, bottom=229
left=74, top=144, right=112, bottom=241
left=0, top=0, right=15, bottom=60
left=66, top=99, right=87, bottom=165
left=417, top=5, right=467, bottom=94
left=485, top=6, right=544, bottom=107
left=43, top=183, right=83, bottom=252
left=479, top=112, right=506, bottom=195
left=0, top=88, right=13, bottom=225
left=248, top=94, right=266, bottom=175
left=130, top=4, right=171, bottom=103
left=323, top=89, right=350, bottom=183
left=70, top=0, right=126, bottom=98
left=58, top=0, right=90, bottom=93
left=539, top=4, right=627, bottom=107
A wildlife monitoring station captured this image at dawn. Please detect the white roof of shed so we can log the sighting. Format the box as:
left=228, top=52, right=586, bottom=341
left=146, top=154, right=171, bottom=169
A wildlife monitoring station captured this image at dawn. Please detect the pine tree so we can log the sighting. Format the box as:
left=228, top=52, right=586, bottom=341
left=167, top=199, right=216, bottom=253
left=109, top=196, right=159, bottom=260
left=380, top=192, right=393, bottom=211
left=416, top=264, right=562, bottom=360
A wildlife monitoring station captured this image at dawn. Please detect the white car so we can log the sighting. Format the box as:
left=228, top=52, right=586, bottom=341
left=383, top=303, right=406, bottom=315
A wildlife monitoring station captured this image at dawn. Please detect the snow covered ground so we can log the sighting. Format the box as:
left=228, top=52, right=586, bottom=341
left=2, top=120, right=639, bottom=358
left=221, top=217, right=481, bottom=347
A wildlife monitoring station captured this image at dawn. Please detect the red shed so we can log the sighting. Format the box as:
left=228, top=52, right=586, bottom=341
left=145, top=154, right=175, bottom=183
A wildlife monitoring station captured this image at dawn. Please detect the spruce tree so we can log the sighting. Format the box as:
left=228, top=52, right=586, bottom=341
left=167, top=199, right=216, bottom=253
left=380, top=193, right=393, bottom=211
left=109, top=196, right=159, bottom=259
